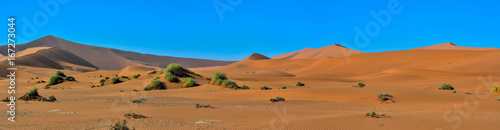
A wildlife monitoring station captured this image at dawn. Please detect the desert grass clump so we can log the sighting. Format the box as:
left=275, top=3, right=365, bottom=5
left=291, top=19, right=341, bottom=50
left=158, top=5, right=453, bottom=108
left=65, top=76, right=76, bottom=81
left=121, top=76, right=129, bottom=79
left=452, top=90, right=456, bottom=93
left=165, top=72, right=178, bottom=82
left=165, top=63, right=186, bottom=77
left=55, top=71, right=66, bottom=77
left=281, top=86, right=287, bottom=89
left=195, top=103, right=214, bottom=108
left=111, top=77, right=121, bottom=84
left=123, top=113, right=146, bottom=119
left=2, top=97, right=10, bottom=102
left=48, top=95, right=57, bottom=102
left=465, top=91, right=471, bottom=95
left=240, top=85, right=250, bottom=89
left=48, top=75, right=63, bottom=86
left=110, top=120, right=133, bottom=130
left=366, top=111, right=377, bottom=117
left=183, top=77, right=196, bottom=88
left=438, top=83, right=454, bottom=90
left=357, top=82, right=366, bottom=87
left=497, top=98, right=500, bottom=101
left=132, top=74, right=140, bottom=79
left=210, top=71, right=227, bottom=85
left=377, top=93, right=393, bottom=102
left=261, top=86, right=272, bottom=90
left=99, top=75, right=102, bottom=77
left=270, top=97, right=285, bottom=103
left=221, top=80, right=237, bottom=88
left=144, top=79, right=165, bottom=91
left=492, top=85, right=500, bottom=92
left=296, top=81, right=305, bottom=86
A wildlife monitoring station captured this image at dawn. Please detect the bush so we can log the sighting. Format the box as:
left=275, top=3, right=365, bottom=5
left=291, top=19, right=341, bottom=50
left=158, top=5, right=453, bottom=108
left=357, top=82, right=365, bottom=87
left=105, top=77, right=110, bottom=79
left=240, top=85, right=250, bottom=89
left=132, top=74, right=140, bottom=79
left=65, top=76, right=76, bottom=81
left=48, top=75, right=62, bottom=86
left=2, top=97, right=9, bottom=102
left=183, top=77, right=196, bottom=88
left=99, top=75, right=102, bottom=77
left=210, top=71, right=227, bottom=84
left=497, top=98, right=500, bottom=101
left=296, top=81, right=305, bottom=86
left=121, top=76, right=129, bottom=79
left=26, top=87, right=40, bottom=97
left=55, top=71, right=66, bottom=77
left=366, top=111, right=377, bottom=117
left=281, top=86, right=287, bottom=89
left=377, top=93, right=392, bottom=101
left=165, top=72, right=178, bottom=82
left=166, top=63, right=186, bottom=77
left=452, top=90, right=456, bottom=93
left=110, top=120, right=133, bottom=130
left=123, top=113, right=146, bottom=119
left=99, top=79, right=105, bottom=83
left=195, top=103, right=214, bottom=108
left=270, top=97, right=285, bottom=102
left=261, top=86, right=272, bottom=90
left=221, top=80, right=237, bottom=88
left=438, top=83, right=454, bottom=90
left=144, top=79, right=165, bottom=90
left=465, top=91, right=471, bottom=95
left=48, top=95, right=57, bottom=102
left=111, top=77, right=121, bottom=84
left=492, top=85, right=499, bottom=92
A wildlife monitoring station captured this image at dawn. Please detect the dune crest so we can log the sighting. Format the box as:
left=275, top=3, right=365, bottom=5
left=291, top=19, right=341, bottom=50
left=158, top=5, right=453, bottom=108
left=411, top=42, right=498, bottom=50
left=273, top=44, right=365, bottom=59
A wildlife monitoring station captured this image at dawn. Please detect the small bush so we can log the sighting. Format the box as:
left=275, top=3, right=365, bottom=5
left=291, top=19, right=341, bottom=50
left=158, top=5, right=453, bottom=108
left=166, top=63, right=186, bottom=77
left=377, top=93, right=392, bottom=101
left=497, top=98, right=500, bottom=101
left=261, top=86, right=272, bottom=90
left=465, top=91, right=471, bottom=95
left=132, top=74, right=140, bottom=79
left=111, top=77, right=121, bottom=84
left=221, top=80, right=237, bottom=88
left=366, top=111, right=377, bottom=117
left=121, top=76, right=129, bottom=79
left=165, top=72, right=178, bottom=82
left=105, top=77, right=110, bottom=79
left=281, top=86, right=287, bottom=89
left=357, top=82, right=365, bottom=87
left=55, top=71, right=66, bottom=77
left=1, top=97, right=9, bottom=102
left=123, top=113, right=146, bottom=119
left=144, top=79, right=165, bottom=90
left=131, top=97, right=146, bottom=103
left=438, top=83, right=454, bottom=90
left=26, top=87, right=40, bottom=97
left=99, top=75, right=102, bottom=77
left=48, top=75, right=62, bottom=86
left=452, top=90, right=456, bottom=93
left=99, top=79, right=105, bottom=83
left=183, top=77, right=196, bottom=88
left=110, top=120, right=133, bottom=130
left=65, top=76, right=76, bottom=81
left=270, top=97, right=285, bottom=102
left=48, top=95, right=57, bottom=102
left=492, top=85, right=500, bottom=92
left=296, top=81, right=305, bottom=86
left=195, top=103, right=214, bottom=108
left=240, top=85, right=250, bottom=89
left=210, top=71, right=227, bottom=84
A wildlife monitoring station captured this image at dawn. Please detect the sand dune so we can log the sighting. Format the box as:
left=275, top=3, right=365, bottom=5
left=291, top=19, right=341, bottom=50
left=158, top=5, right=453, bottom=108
left=0, top=35, right=234, bottom=70
left=411, top=42, right=498, bottom=50
left=273, top=44, right=365, bottom=59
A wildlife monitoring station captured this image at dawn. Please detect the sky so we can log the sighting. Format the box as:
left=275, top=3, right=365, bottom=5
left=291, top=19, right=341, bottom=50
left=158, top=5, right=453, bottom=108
left=2, top=0, right=500, bottom=61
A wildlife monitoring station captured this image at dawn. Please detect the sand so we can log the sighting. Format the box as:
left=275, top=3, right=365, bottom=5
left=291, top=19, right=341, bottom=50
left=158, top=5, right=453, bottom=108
left=1, top=42, right=500, bottom=129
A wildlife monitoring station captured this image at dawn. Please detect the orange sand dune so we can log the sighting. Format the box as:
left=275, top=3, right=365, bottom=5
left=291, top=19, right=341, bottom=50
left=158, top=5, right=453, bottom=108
left=411, top=42, right=498, bottom=50
left=273, top=44, right=365, bottom=59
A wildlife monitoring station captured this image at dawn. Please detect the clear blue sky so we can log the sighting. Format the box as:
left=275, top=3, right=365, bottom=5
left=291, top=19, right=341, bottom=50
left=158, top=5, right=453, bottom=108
left=2, top=0, right=499, bottom=61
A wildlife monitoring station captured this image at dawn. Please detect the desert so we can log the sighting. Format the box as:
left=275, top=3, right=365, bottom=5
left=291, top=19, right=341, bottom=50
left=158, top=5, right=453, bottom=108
left=1, top=36, right=499, bottom=129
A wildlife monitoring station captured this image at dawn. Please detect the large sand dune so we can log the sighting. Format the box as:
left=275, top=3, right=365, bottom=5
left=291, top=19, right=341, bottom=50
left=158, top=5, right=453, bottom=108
left=273, top=44, right=365, bottom=59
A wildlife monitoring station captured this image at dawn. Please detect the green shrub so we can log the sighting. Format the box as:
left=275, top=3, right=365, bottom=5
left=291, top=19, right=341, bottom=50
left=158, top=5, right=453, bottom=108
left=492, top=85, right=499, bottom=92
left=111, top=77, right=121, bottom=84
left=497, top=98, right=500, bottom=101
left=55, top=71, right=66, bottom=77
left=296, top=81, right=305, bottom=86
left=377, top=93, right=392, bottom=101
left=270, top=97, right=285, bottom=102
left=99, top=79, right=105, bottom=83
left=2, top=97, right=10, bottom=102
left=132, top=74, right=140, bottom=79
left=215, top=79, right=223, bottom=85
left=438, top=83, right=454, bottom=90
left=210, top=71, right=227, bottom=84
left=26, top=87, right=40, bottom=97
left=221, top=80, right=237, bottom=88
left=165, top=72, right=178, bottom=82
left=48, top=95, right=57, bottom=102
left=465, top=91, right=471, bottom=95
left=452, top=90, right=456, bottom=93
left=48, top=75, right=62, bottom=85
left=183, top=77, right=196, bottom=88
left=65, top=76, right=76, bottom=81
left=281, top=86, right=287, bottom=89
left=261, top=86, right=272, bottom=90
left=121, top=76, right=129, bottom=79
left=240, top=85, right=250, bottom=89
left=366, top=111, right=377, bottom=117
left=110, top=120, right=133, bottom=130
left=166, top=63, right=185, bottom=77
left=144, top=79, right=165, bottom=90
left=105, top=77, right=110, bottom=79
left=357, top=82, right=365, bottom=87
left=99, top=75, right=102, bottom=77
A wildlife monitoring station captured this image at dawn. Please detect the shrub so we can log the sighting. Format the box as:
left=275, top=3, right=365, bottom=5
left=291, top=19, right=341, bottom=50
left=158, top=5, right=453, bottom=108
left=270, top=97, right=285, bottom=102
left=26, top=87, right=40, bottom=97
left=452, top=90, right=456, bottom=93
left=121, top=76, right=129, bottom=79
left=357, top=82, right=365, bottom=87
left=40, top=80, right=45, bottom=83
left=166, top=63, right=185, bottom=77
left=144, top=79, right=165, bottom=90
left=183, top=77, right=196, bottom=88
left=111, top=77, right=121, bottom=84
left=221, top=80, right=237, bottom=88
left=55, top=71, right=66, bottom=77
left=165, top=72, right=178, bottom=82
left=210, top=71, right=227, bottom=84
left=497, top=98, right=500, bottom=101
left=214, top=79, right=223, bottom=85
left=48, top=95, right=57, bottom=102
left=123, top=113, right=146, bottom=119
left=99, top=75, right=102, bottom=77
left=65, top=76, right=76, bottom=81
left=377, top=93, right=392, bottom=101
left=110, top=120, right=132, bottom=130
left=48, top=75, right=62, bottom=86
left=438, top=83, right=454, bottom=90
left=99, top=79, right=105, bottom=83
left=261, top=86, right=272, bottom=90
left=492, top=85, right=500, bottom=92
left=1, top=97, right=9, bottom=102
left=366, top=111, right=377, bottom=117
left=132, top=74, right=140, bottom=79
left=240, top=85, right=250, bottom=89
left=105, top=77, right=110, bottom=80
left=296, top=81, right=305, bottom=86
left=465, top=91, right=471, bottom=95
left=281, top=86, right=287, bottom=89
left=195, top=103, right=214, bottom=108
